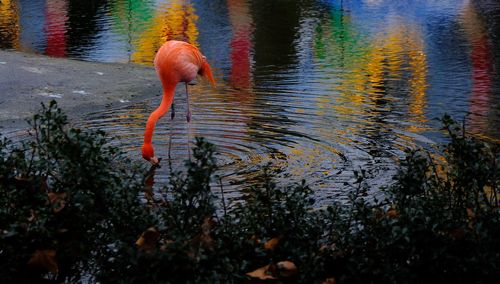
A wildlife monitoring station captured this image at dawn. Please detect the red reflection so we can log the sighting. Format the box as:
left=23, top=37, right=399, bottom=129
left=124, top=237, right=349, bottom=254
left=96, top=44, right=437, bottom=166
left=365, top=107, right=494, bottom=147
left=469, top=35, right=492, bottom=118
left=45, top=0, right=68, bottom=57
left=227, top=0, right=253, bottom=90
left=460, top=3, right=493, bottom=134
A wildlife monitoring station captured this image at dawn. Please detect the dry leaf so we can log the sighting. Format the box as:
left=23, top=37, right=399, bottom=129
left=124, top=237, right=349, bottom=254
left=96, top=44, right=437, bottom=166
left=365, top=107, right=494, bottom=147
left=144, top=172, right=155, bottom=202
left=160, top=239, right=175, bottom=252
left=323, top=277, right=336, bottom=284
left=449, top=228, right=466, bottom=240
left=27, top=209, right=36, bottom=222
left=27, top=249, right=58, bottom=274
left=250, top=234, right=261, bottom=245
left=47, top=192, right=67, bottom=213
left=201, top=217, right=216, bottom=247
left=276, top=261, right=298, bottom=278
left=374, top=208, right=384, bottom=221
left=264, top=236, right=282, bottom=251
left=40, top=176, right=49, bottom=192
left=246, top=264, right=276, bottom=280
left=189, top=217, right=216, bottom=250
left=136, top=227, right=160, bottom=251
left=466, top=207, right=476, bottom=229
left=466, top=208, right=475, bottom=219
left=14, top=176, right=33, bottom=189
left=386, top=208, right=398, bottom=218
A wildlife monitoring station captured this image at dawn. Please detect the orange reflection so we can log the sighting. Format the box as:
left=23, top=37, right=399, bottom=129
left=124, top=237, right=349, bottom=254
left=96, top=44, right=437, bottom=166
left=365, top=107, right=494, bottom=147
left=45, top=0, right=68, bottom=57
left=131, top=0, right=199, bottom=65
left=0, top=0, right=20, bottom=49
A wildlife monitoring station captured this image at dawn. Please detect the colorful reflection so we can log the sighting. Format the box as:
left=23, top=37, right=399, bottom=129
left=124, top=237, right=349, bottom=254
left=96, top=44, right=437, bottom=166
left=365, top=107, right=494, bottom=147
left=130, top=0, right=199, bottom=65
left=460, top=2, right=493, bottom=135
left=108, top=0, right=155, bottom=61
left=109, top=0, right=155, bottom=37
left=405, top=27, right=428, bottom=133
left=0, top=0, right=20, bottom=49
left=44, top=0, right=68, bottom=57
left=314, top=8, right=429, bottom=136
left=1, top=0, right=500, bottom=195
left=227, top=0, right=253, bottom=90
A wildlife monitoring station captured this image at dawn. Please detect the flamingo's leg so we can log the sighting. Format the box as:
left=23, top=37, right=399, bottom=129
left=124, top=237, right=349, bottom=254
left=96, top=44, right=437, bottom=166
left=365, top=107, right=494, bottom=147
left=185, top=82, right=191, bottom=161
left=168, top=120, right=173, bottom=161
left=185, top=83, right=191, bottom=123
left=169, top=103, right=174, bottom=160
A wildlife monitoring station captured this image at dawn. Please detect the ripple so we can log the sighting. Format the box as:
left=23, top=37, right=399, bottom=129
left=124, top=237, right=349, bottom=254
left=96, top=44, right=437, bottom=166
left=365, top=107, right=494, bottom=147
left=2, top=0, right=500, bottom=201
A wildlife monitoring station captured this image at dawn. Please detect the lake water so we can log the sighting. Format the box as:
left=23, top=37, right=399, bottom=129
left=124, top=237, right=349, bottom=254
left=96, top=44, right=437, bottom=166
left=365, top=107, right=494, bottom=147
left=1, top=0, right=499, bottom=201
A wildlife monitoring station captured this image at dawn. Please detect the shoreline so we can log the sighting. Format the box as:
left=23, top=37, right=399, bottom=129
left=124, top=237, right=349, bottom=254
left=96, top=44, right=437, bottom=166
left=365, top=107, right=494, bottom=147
left=0, top=50, right=161, bottom=134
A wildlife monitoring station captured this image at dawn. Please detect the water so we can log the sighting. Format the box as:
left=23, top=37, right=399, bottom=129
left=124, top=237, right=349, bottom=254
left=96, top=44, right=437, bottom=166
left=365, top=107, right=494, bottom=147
left=1, top=0, right=499, bottom=201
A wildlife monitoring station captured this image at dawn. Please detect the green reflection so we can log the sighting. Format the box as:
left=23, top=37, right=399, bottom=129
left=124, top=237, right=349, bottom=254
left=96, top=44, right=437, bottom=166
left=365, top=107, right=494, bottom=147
left=110, top=0, right=156, bottom=38
left=129, top=0, right=199, bottom=65
left=314, top=7, right=429, bottom=136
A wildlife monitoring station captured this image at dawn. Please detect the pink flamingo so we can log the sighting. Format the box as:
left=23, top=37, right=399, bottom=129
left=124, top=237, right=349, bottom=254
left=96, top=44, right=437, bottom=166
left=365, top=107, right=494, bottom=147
left=141, top=40, right=216, bottom=165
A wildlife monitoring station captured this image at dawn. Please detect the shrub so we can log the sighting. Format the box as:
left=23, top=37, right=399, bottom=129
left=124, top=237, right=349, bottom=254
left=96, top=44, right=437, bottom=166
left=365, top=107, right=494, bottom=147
left=1, top=102, right=499, bottom=283
left=0, top=101, right=152, bottom=283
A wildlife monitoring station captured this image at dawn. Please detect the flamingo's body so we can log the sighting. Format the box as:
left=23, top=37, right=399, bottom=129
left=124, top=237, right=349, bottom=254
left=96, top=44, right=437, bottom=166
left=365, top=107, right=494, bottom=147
left=142, top=40, right=216, bottom=164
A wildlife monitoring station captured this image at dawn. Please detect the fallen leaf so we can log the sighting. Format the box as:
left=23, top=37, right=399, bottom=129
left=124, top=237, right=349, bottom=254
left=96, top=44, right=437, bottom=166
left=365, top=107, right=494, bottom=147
left=14, top=176, right=33, bottom=189
left=40, top=176, right=49, bottom=192
left=246, top=264, right=276, bottom=280
left=201, top=217, right=216, bottom=247
left=466, top=207, right=476, bottom=230
left=449, top=228, right=466, bottom=240
left=250, top=234, right=261, bottom=245
left=189, top=217, right=216, bottom=250
left=386, top=208, right=398, bottom=218
left=144, top=171, right=155, bottom=202
left=47, top=192, right=67, bottom=213
left=276, top=261, right=298, bottom=278
left=27, top=209, right=36, bottom=222
left=201, top=217, right=216, bottom=235
left=374, top=208, right=384, bottom=221
left=27, top=250, right=58, bottom=274
left=264, top=236, right=282, bottom=251
left=136, top=227, right=160, bottom=251
left=466, top=208, right=475, bottom=219
left=323, top=277, right=336, bottom=284
left=160, top=239, right=175, bottom=252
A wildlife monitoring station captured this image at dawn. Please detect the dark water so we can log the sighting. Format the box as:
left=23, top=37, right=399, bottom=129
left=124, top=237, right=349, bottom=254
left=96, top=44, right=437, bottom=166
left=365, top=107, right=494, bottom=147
left=1, top=0, right=499, bottom=201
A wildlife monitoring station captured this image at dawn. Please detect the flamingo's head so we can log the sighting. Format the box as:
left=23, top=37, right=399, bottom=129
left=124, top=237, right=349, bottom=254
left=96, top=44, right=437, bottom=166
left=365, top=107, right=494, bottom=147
left=198, top=59, right=216, bottom=88
left=142, top=143, right=159, bottom=165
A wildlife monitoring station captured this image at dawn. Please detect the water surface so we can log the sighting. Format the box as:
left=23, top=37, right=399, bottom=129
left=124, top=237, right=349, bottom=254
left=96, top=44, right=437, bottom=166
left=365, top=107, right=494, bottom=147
left=1, top=0, right=499, bottom=200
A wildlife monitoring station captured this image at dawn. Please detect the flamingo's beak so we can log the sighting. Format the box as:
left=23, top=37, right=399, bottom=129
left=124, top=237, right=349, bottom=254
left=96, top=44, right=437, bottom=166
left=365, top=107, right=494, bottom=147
left=149, top=157, right=161, bottom=167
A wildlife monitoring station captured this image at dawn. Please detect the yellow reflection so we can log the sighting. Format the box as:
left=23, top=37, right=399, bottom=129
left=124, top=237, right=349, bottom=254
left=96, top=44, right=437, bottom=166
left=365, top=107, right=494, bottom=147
left=314, top=11, right=370, bottom=119
left=407, top=34, right=428, bottom=133
left=316, top=14, right=429, bottom=132
left=0, top=0, right=20, bottom=49
left=131, top=0, right=199, bottom=65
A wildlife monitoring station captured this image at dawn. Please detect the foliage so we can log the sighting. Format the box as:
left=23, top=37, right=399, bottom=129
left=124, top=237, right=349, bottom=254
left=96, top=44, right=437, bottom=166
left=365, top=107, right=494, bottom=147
left=1, top=103, right=499, bottom=283
left=0, top=101, right=152, bottom=283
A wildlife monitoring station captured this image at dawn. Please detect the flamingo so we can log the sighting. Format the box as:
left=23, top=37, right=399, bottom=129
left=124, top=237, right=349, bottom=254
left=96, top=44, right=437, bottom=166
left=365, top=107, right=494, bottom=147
left=141, top=40, right=216, bottom=165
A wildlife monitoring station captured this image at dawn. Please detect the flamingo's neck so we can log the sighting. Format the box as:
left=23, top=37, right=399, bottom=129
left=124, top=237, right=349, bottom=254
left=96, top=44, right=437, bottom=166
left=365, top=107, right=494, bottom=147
left=143, top=84, right=176, bottom=145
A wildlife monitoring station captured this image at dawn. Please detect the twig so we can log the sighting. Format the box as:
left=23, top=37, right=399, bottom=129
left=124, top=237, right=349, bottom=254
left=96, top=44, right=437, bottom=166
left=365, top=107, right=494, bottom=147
left=218, top=176, right=227, bottom=218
